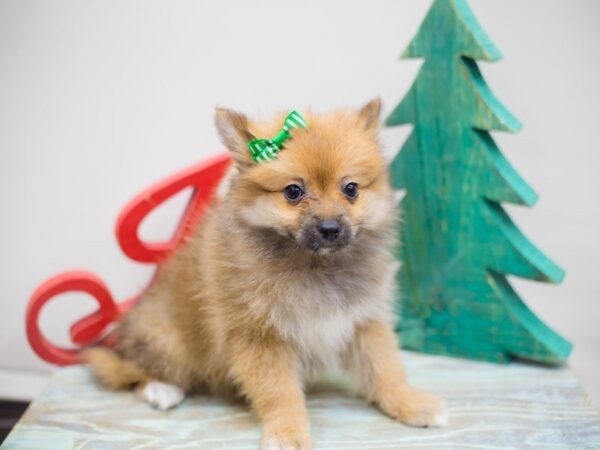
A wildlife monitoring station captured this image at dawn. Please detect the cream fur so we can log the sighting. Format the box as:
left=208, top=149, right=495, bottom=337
left=85, top=100, right=446, bottom=450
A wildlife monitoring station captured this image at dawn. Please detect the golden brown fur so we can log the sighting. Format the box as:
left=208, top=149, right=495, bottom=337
left=85, top=99, right=446, bottom=449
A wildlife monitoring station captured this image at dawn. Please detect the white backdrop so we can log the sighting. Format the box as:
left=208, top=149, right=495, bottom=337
left=1, top=0, right=599, bottom=403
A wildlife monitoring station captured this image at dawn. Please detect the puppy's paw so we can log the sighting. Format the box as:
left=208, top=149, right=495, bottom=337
left=261, top=430, right=311, bottom=450
left=380, top=386, right=447, bottom=428
left=140, top=381, right=185, bottom=411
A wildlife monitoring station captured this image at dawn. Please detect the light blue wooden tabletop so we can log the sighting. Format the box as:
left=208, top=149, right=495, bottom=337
left=3, top=352, right=600, bottom=449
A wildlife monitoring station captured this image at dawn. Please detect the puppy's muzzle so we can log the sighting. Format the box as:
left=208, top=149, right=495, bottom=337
left=317, top=220, right=342, bottom=242
left=299, top=217, right=352, bottom=252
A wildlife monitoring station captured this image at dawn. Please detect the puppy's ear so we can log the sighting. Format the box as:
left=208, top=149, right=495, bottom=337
left=358, top=97, right=382, bottom=131
left=215, top=107, right=255, bottom=169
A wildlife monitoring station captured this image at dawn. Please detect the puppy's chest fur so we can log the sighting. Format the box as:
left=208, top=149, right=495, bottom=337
left=259, top=257, right=395, bottom=376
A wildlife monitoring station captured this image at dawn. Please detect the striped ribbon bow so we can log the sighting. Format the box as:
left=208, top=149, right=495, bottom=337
left=247, top=111, right=308, bottom=163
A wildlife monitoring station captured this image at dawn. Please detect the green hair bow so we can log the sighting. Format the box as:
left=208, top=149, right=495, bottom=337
left=247, top=111, right=308, bottom=163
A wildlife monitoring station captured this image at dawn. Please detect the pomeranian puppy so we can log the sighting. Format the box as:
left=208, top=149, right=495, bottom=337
left=85, top=99, right=446, bottom=450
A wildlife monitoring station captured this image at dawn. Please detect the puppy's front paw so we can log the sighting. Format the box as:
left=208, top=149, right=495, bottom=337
left=261, top=430, right=311, bottom=450
left=380, top=386, right=447, bottom=428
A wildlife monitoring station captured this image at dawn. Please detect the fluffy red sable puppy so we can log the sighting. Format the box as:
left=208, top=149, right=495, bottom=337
left=85, top=99, right=447, bottom=450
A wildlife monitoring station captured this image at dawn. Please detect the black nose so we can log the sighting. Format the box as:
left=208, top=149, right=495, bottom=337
left=318, top=220, right=341, bottom=242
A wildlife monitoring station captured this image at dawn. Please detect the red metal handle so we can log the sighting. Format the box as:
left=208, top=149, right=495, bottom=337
left=26, top=271, right=120, bottom=366
left=26, top=153, right=232, bottom=365
left=116, top=153, right=231, bottom=263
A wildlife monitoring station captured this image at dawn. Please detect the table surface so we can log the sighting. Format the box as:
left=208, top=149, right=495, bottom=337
left=3, top=352, right=600, bottom=449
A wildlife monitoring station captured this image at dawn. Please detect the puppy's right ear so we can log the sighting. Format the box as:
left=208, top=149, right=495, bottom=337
left=215, top=107, right=255, bottom=169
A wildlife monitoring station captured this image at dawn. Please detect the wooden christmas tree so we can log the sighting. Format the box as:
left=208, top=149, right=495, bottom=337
left=386, top=0, right=572, bottom=363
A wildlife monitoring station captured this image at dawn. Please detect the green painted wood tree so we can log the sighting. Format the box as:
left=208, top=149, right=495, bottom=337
left=386, top=0, right=572, bottom=363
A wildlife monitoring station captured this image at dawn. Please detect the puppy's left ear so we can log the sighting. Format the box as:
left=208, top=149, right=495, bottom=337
left=358, top=97, right=382, bottom=131
left=215, top=107, right=256, bottom=170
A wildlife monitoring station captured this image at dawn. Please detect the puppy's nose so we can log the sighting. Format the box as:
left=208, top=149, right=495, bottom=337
left=318, top=220, right=341, bottom=242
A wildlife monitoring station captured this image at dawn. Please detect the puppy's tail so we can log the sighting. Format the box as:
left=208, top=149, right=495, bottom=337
left=83, top=347, right=147, bottom=390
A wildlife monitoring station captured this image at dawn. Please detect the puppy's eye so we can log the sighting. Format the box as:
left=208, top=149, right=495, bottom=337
left=284, top=184, right=304, bottom=202
left=342, top=182, right=359, bottom=199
